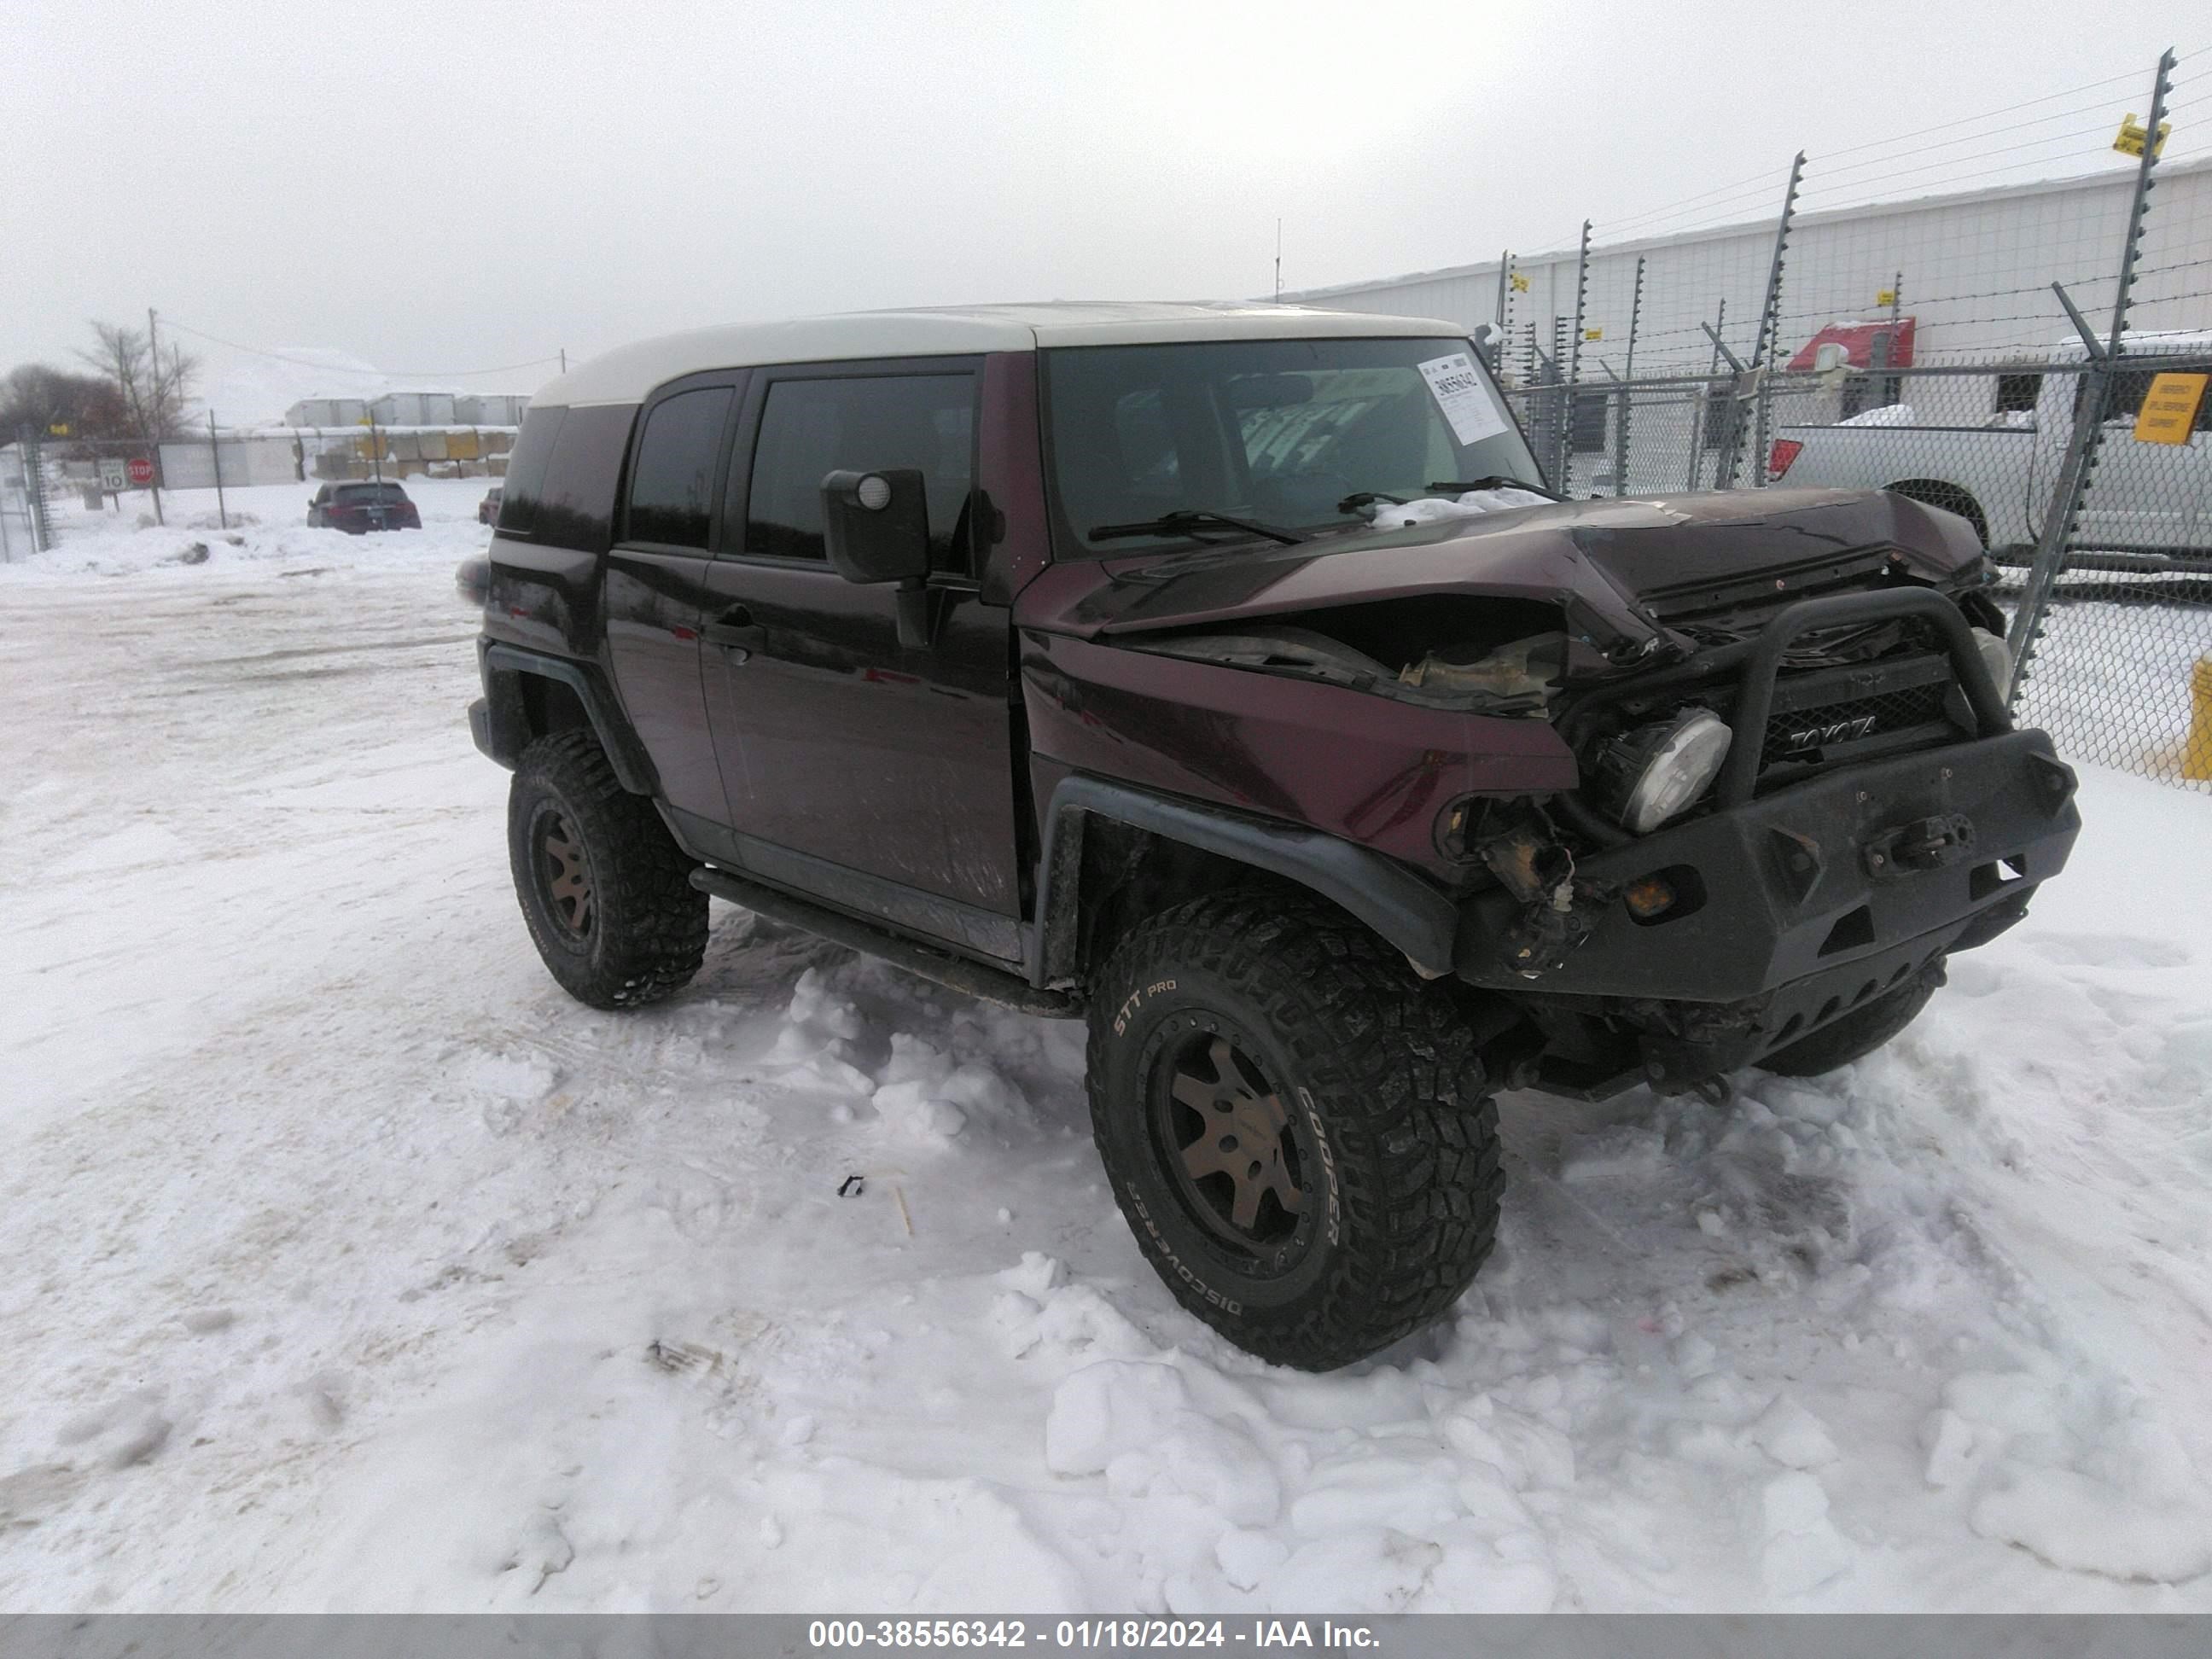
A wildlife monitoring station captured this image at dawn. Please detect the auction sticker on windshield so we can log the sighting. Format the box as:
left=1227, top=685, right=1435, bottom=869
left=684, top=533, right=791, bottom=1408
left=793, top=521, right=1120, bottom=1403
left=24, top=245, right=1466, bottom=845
left=1418, top=352, right=1511, bottom=447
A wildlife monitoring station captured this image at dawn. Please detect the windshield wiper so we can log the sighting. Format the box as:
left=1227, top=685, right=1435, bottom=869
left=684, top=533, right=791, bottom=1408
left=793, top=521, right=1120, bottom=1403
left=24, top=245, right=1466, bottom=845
left=1336, top=490, right=1406, bottom=513
left=1087, top=509, right=1305, bottom=546
left=1426, top=475, right=1564, bottom=501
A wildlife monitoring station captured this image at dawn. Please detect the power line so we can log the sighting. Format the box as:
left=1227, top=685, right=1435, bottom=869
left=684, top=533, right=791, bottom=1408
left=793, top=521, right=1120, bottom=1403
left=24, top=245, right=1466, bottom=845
left=1800, top=124, right=2128, bottom=199
left=159, top=317, right=562, bottom=381
left=1811, top=111, right=2137, bottom=185
left=1597, top=64, right=2186, bottom=249
left=1630, top=137, right=2120, bottom=243
left=1599, top=164, right=1800, bottom=237
left=1807, top=150, right=2139, bottom=217
left=1813, top=65, right=2154, bottom=163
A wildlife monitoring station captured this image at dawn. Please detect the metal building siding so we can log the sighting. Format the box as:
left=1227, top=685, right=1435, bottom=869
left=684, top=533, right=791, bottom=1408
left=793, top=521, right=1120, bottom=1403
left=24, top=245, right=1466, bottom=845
left=1286, top=160, right=2212, bottom=370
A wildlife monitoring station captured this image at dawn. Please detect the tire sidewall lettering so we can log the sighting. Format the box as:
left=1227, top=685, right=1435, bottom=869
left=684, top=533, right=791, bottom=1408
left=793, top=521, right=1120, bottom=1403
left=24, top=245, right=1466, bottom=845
left=1104, top=983, right=1337, bottom=1312
left=1111, top=976, right=1177, bottom=1037
left=1123, top=1181, right=1243, bottom=1314
left=1297, top=1086, right=1342, bottom=1248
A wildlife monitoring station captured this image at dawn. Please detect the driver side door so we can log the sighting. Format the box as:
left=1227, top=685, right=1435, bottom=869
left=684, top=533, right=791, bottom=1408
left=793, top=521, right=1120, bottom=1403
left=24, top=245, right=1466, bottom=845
left=696, top=358, right=1026, bottom=963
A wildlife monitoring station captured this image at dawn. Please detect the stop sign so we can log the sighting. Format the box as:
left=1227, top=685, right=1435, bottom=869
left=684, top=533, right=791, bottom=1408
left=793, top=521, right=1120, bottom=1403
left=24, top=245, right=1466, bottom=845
left=127, top=457, right=154, bottom=486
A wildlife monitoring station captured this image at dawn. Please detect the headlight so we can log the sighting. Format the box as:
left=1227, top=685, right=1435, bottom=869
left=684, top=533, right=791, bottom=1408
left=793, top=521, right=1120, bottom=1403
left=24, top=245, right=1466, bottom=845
left=1974, top=628, right=2012, bottom=698
left=1592, top=708, right=1734, bottom=834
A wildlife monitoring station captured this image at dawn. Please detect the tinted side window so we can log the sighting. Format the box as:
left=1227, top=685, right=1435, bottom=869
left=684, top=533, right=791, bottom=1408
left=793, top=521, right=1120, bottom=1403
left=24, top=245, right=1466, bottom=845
left=497, top=406, right=565, bottom=535
left=744, top=374, right=975, bottom=568
left=534, top=404, right=634, bottom=554
left=627, top=387, right=733, bottom=549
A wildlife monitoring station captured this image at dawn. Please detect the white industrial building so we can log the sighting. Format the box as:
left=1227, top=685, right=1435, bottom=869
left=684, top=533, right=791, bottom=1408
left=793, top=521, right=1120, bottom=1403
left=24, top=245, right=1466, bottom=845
left=1284, top=157, right=2212, bottom=379
left=280, top=391, right=529, bottom=429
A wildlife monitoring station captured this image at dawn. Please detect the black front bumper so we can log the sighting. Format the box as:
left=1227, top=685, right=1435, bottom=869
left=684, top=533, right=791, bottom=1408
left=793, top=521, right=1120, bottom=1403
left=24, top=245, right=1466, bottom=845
left=1454, top=725, right=2081, bottom=1005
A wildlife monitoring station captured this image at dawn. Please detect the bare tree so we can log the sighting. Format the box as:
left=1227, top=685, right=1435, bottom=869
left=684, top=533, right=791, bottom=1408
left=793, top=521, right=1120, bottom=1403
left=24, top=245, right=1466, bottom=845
left=0, top=363, right=130, bottom=439
left=77, top=321, right=199, bottom=440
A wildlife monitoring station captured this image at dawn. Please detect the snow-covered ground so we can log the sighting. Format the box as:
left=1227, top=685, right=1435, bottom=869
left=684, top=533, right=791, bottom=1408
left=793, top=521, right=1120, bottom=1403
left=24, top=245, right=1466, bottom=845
left=3, top=486, right=2211, bottom=1614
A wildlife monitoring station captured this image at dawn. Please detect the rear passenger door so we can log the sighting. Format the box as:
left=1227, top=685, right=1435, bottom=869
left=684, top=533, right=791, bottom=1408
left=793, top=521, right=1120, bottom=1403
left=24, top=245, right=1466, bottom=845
left=697, top=358, right=1025, bottom=963
left=602, top=375, right=742, bottom=828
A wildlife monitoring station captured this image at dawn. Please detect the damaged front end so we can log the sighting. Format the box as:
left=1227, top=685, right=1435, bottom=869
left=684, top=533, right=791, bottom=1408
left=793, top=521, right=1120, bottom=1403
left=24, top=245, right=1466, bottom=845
left=1441, top=586, right=2075, bottom=1100
left=1022, top=486, right=2079, bottom=1099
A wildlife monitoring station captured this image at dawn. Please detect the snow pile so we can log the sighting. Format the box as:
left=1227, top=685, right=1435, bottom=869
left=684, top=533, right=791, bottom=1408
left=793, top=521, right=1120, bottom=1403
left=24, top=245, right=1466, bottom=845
left=1361, top=486, right=1554, bottom=529
left=2, top=544, right=2210, bottom=1612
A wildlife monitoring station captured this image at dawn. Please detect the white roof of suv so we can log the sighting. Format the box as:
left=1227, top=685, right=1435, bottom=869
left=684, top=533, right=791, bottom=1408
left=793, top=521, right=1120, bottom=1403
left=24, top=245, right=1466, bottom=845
left=533, top=301, right=1466, bottom=407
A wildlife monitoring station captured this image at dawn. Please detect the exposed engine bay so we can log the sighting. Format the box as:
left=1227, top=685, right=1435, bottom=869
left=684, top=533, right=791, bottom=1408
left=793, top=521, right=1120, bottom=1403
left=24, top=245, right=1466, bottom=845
left=1113, top=515, right=2018, bottom=1095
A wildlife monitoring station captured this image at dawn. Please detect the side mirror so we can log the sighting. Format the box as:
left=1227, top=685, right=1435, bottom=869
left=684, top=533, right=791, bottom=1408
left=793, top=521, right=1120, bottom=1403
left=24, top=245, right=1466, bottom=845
left=823, top=469, right=934, bottom=648
left=822, top=469, right=930, bottom=585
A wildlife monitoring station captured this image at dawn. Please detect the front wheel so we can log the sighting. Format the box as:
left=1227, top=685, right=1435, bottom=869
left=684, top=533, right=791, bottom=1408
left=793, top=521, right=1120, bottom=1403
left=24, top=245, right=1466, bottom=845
left=507, top=730, right=707, bottom=1009
left=1086, top=893, right=1504, bottom=1371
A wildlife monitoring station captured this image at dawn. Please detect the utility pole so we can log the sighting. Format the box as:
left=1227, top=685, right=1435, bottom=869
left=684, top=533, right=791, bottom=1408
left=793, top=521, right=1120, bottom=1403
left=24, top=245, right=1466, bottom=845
left=209, top=409, right=229, bottom=531
left=1273, top=219, right=1283, bottom=304
left=145, top=306, right=166, bottom=526
left=558, top=348, right=568, bottom=375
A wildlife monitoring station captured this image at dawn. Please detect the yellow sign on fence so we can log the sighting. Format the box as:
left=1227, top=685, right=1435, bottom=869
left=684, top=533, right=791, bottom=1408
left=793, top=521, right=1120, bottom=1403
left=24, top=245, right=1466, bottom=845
left=2132, top=372, right=2208, bottom=445
left=2113, top=113, right=2171, bottom=158
left=1583, top=328, right=1604, bottom=341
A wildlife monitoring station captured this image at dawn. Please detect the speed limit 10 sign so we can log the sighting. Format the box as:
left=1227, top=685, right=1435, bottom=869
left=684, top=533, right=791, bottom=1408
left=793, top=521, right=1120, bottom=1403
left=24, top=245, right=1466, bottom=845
left=99, top=459, right=128, bottom=492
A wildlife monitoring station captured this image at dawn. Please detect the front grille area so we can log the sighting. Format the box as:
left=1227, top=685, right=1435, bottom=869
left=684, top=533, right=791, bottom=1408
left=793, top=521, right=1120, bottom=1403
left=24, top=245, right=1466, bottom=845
left=1756, top=652, right=1962, bottom=781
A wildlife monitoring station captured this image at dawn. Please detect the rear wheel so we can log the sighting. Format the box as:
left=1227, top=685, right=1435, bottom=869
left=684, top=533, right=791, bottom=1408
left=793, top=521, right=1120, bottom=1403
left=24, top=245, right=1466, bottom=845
left=507, top=729, right=707, bottom=1009
left=1760, top=957, right=1945, bottom=1077
left=1086, top=892, right=1504, bottom=1371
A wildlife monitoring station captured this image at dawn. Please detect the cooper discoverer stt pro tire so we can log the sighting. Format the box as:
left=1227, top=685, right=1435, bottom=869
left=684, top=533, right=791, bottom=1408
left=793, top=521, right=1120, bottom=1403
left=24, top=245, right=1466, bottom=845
left=1086, top=891, right=1504, bottom=1371
left=507, top=729, right=707, bottom=1010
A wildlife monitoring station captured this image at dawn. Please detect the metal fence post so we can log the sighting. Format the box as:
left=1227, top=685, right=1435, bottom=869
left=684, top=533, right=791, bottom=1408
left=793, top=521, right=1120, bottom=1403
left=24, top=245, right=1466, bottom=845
left=1492, top=250, right=1512, bottom=374
left=2005, top=49, right=2174, bottom=702
left=1614, top=255, right=1644, bottom=496
left=1685, top=300, right=1726, bottom=490
left=21, top=428, right=53, bottom=555
left=1748, top=152, right=1804, bottom=492
left=1704, top=323, right=1750, bottom=490
left=1559, top=223, right=1592, bottom=489
left=1548, top=317, right=1575, bottom=486
left=209, top=410, right=229, bottom=531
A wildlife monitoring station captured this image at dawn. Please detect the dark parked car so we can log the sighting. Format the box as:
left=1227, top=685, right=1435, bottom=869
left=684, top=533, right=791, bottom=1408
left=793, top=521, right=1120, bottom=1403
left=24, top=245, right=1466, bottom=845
left=478, top=485, right=503, bottom=525
left=462, top=303, right=2079, bottom=1371
left=310, top=480, right=420, bottom=533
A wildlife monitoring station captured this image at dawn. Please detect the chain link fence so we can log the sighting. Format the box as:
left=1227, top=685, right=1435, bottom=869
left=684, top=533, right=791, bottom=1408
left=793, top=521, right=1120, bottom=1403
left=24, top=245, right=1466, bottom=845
left=1469, top=48, right=2212, bottom=794
left=0, top=420, right=516, bottom=554
left=1505, top=340, right=2212, bottom=794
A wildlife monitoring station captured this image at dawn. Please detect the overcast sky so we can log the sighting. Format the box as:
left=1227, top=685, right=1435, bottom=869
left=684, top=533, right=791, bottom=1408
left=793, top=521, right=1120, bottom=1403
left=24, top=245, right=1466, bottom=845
left=2, top=0, right=2194, bottom=413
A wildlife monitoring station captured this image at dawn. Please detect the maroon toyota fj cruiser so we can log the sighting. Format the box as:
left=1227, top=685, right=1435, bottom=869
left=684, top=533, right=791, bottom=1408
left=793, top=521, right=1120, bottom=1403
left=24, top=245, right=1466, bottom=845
left=462, top=303, right=2078, bottom=1370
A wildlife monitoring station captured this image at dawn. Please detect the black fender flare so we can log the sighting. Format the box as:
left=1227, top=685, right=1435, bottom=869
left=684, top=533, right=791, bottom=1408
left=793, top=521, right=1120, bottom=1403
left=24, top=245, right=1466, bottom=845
left=1029, top=776, right=1462, bottom=986
left=474, top=641, right=660, bottom=797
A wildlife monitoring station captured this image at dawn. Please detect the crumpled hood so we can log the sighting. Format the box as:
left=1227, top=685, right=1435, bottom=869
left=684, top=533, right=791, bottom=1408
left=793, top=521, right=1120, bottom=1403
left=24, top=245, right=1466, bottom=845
left=1042, top=487, right=1982, bottom=650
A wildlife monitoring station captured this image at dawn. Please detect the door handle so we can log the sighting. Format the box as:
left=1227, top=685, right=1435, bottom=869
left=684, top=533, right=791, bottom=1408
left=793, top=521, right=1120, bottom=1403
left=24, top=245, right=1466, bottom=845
left=703, top=605, right=765, bottom=654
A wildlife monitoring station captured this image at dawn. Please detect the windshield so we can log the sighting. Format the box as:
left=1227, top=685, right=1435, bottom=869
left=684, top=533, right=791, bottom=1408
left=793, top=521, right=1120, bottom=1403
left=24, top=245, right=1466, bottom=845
left=336, top=482, right=408, bottom=502
left=1040, top=335, right=1544, bottom=556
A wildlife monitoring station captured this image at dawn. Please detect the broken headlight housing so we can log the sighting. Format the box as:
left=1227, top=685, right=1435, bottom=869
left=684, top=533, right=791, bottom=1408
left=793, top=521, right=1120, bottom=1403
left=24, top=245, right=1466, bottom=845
left=1588, top=708, right=1734, bottom=835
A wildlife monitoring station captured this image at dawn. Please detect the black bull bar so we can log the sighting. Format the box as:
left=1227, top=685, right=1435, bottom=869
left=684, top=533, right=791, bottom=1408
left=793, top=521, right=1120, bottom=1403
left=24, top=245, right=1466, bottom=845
left=1456, top=588, right=2081, bottom=1007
